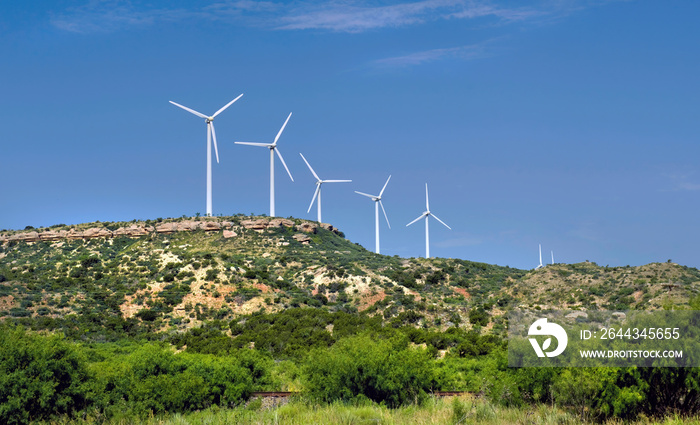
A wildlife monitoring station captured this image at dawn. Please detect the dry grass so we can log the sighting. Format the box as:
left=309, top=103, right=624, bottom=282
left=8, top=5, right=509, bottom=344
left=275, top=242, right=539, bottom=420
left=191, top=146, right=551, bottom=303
left=38, top=397, right=700, bottom=425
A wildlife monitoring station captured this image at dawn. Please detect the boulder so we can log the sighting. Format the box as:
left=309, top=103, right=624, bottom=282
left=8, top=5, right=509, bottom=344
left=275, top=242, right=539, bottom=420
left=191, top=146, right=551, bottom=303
left=65, top=229, right=83, bottom=240
left=114, top=225, right=151, bottom=237
left=296, top=222, right=318, bottom=234
left=293, top=233, right=312, bottom=244
left=240, top=219, right=268, bottom=230
left=199, top=221, right=221, bottom=231
left=269, top=218, right=294, bottom=228
left=17, top=231, right=40, bottom=242
left=82, top=228, right=113, bottom=239
left=155, top=223, right=179, bottom=234
left=39, top=230, right=67, bottom=241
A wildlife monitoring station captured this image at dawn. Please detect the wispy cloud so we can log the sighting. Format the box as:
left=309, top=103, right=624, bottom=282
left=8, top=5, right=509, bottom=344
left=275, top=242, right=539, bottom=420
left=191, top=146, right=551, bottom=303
left=371, top=42, right=492, bottom=68
left=50, top=0, right=545, bottom=34
left=50, top=0, right=189, bottom=33
left=664, top=171, right=700, bottom=192
left=276, top=0, right=539, bottom=32
left=50, top=0, right=621, bottom=37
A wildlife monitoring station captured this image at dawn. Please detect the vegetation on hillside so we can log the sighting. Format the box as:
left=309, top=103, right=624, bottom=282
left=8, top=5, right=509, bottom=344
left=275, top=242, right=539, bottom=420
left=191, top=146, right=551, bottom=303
left=1, top=215, right=700, bottom=423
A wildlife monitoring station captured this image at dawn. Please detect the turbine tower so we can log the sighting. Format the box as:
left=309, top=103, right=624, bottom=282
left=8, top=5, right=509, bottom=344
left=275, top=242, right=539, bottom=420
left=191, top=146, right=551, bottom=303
left=536, top=244, right=544, bottom=269
left=169, top=94, right=243, bottom=216
left=300, top=153, right=351, bottom=223
left=235, top=112, right=294, bottom=217
left=406, top=183, right=451, bottom=258
left=355, top=175, right=391, bottom=254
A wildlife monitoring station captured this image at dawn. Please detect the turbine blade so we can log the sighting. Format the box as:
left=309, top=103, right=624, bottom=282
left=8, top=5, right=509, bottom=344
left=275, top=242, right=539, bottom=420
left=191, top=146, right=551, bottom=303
left=212, top=94, right=243, bottom=118
left=354, top=191, right=376, bottom=199
left=210, top=122, right=220, bottom=163
left=307, top=184, right=320, bottom=213
left=379, top=200, right=391, bottom=229
left=299, top=153, right=321, bottom=181
left=322, top=180, right=352, bottom=183
left=430, top=213, right=452, bottom=230
left=169, top=101, right=208, bottom=119
left=234, top=142, right=272, bottom=147
left=275, top=147, right=294, bottom=182
left=273, top=112, right=292, bottom=145
left=425, top=183, right=430, bottom=211
left=379, top=175, right=391, bottom=197
left=406, top=214, right=425, bottom=227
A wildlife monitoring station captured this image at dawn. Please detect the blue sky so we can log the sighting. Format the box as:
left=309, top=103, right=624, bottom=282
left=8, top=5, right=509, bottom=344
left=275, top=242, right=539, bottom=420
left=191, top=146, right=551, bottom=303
left=1, top=0, right=699, bottom=269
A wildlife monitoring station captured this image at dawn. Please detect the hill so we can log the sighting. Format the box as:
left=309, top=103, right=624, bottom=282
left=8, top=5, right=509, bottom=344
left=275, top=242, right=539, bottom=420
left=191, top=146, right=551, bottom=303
left=1, top=215, right=698, bottom=340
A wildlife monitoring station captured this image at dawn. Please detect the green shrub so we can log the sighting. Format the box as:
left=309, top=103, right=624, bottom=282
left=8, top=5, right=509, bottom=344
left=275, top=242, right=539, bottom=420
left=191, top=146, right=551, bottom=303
left=303, top=334, right=434, bottom=407
left=89, top=344, right=263, bottom=417
left=0, top=326, right=90, bottom=424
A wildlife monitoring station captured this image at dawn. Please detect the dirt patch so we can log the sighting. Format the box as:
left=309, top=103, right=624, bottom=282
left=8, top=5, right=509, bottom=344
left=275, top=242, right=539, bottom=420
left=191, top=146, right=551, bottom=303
left=358, top=290, right=386, bottom=312
left=0, top=295, right=16, bottom=310
left=452, top=287, right=470, bottom=298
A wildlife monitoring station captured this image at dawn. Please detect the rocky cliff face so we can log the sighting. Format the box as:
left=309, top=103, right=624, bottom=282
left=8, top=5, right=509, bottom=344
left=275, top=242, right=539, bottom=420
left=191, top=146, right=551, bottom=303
left=0, top=217, right=341, bottom=244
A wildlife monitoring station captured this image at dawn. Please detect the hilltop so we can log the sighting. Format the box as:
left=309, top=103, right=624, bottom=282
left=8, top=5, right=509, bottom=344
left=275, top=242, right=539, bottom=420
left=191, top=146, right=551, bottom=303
left=1, top=215, right=699, bottom=340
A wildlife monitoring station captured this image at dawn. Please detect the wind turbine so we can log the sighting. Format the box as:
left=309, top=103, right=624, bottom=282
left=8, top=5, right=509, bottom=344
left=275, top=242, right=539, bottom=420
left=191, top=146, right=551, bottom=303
left=169, top=94, right=243, bottom=216
left=355, top=175, right=391, bottom=254
left=235, top=113, right=294, bottom=217
left=406, top=183, right=451, bottom=258
left=299, top=153, right=351, bottom=223
left=551, top=250, right=555, bottom=265
left=536, top=244, right=544, bottom=269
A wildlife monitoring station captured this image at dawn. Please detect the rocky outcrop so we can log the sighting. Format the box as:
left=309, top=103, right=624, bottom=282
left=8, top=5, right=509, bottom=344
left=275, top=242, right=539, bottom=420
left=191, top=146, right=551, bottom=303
left=38, top=230, right=66, bottom=241
left=113, top=225, right=153, bottom=237
left=292, top=234, right=312, bottom=244
left=155, top=220, right=224, bottom=234
left=295, top=222, right=317, bottom=234
left=240, top=219, right=268, bottom=231
left=0, top=218, right=340, bottom=244
left=82, top=228, right=113, bottom=239
left=240, top=218, right=294, bottom=231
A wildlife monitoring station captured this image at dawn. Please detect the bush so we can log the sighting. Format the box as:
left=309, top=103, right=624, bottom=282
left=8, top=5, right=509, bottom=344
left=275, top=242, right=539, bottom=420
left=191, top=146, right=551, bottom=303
left=90, top=344, right=263, bottom=416
left=303, top=334, right=434, bottom=407
left=0, top=326, right=90, bottom=424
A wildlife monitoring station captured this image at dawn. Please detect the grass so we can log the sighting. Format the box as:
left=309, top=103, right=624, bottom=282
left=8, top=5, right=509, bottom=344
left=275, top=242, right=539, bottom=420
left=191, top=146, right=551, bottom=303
left=36, top=397, right=700, bottom=425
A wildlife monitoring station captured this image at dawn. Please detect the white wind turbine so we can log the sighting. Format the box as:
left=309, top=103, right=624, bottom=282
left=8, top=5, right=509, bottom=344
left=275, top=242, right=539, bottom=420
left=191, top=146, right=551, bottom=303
left=235, top=113, right=294, bottom=217
left=536, top=244, right=544, bottom=269
left=355, top=175, right=391, bottom=254
left=169, top=94, right=243, bottom=216
left=406, top=183, right=451, bottom=258
left=300, top=153, right=351, bottom=223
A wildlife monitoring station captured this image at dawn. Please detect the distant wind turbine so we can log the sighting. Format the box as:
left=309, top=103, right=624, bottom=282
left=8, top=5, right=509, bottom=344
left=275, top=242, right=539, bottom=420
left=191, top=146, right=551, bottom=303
left=355, top=175, right=391, bottom=254
left=406, top=183, right=451, bottom=258
left=300, top=153, right=351, bottom=223
left=536, top=244, right=544, bottom=269
left=551, top=250, right=554, bottom=265
left=235, top=112, right=294, bottom=217
left=169, top=94, right=243, bottom=216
